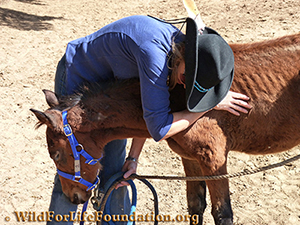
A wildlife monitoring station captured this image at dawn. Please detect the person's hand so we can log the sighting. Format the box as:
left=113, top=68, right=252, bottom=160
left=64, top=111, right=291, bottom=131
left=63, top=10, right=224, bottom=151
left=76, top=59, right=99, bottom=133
left=214, top=91, right=252, bottom=116
left=115, top=160, right=138, bottom=189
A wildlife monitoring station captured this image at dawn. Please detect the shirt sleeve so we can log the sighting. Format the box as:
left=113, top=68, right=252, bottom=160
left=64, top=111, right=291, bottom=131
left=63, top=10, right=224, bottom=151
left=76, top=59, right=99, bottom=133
left=136, top=43, right=174, bottom=142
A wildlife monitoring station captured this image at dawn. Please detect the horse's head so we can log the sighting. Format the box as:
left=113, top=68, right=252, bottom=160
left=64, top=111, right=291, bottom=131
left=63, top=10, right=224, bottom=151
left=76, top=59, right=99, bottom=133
left=31, top=90, right=102, bottom=204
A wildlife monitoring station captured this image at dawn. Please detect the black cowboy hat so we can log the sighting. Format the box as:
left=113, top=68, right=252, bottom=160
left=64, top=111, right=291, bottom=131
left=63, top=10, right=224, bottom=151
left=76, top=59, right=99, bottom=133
left=185, top=17, right=234, bottom=112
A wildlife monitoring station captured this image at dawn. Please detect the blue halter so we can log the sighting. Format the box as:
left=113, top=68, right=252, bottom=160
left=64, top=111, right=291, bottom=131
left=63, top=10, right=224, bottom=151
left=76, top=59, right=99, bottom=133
left=57, top=110, right=102, bottom=191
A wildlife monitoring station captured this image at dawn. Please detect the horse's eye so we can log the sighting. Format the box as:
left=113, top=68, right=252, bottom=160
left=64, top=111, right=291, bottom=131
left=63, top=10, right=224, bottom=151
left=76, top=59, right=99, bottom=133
left=53, top=151, right=60, bottom=161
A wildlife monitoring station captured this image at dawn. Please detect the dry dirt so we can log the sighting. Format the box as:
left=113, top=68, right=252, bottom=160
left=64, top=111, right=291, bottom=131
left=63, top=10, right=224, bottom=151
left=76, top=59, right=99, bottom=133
left=0, top=0, right=300, bottom=224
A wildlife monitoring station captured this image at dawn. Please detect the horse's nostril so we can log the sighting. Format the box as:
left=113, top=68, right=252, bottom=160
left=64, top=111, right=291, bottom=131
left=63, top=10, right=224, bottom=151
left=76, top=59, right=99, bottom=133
left=73, top=192, right=85, bottom=204
left=73, top=193, right=80, bottom=204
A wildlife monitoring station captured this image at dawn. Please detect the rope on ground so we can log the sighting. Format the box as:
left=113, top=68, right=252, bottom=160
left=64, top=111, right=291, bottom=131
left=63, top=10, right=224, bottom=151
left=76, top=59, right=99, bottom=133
left=97, top=152, right=300, bottom=220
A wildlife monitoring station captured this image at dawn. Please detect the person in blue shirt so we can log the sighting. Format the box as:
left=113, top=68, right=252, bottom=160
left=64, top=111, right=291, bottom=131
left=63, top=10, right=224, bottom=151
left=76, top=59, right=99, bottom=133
left=49, top=15, right=251, bottom=224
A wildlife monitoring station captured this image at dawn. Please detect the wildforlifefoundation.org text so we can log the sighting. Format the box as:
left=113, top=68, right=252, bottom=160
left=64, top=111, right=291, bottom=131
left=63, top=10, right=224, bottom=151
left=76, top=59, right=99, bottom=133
left=9, top=211, right=199, bottom=224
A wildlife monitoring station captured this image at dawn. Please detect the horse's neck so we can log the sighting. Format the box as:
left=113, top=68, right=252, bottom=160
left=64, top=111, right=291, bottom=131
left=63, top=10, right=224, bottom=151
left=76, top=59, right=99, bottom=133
left=68, top=79, right=187, bottom=142
left=68, top=90, right=150, bottom=141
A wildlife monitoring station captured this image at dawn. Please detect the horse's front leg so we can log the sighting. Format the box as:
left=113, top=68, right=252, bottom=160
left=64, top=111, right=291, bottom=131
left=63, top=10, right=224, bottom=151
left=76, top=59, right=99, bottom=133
left=181, top=157, right=207, bottom=225
left=198, top=153, right=233, bottom=225
left=206, top=176, right=232, bottom=225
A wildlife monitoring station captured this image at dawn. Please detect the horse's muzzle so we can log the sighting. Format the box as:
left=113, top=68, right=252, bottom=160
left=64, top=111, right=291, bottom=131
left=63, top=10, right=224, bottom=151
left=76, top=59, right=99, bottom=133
left=71, top=191, right=91, bottom=204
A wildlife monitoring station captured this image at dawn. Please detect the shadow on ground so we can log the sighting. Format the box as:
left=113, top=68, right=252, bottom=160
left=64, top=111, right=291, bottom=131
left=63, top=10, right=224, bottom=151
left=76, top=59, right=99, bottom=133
left=0, top=7, right=62, bottom=31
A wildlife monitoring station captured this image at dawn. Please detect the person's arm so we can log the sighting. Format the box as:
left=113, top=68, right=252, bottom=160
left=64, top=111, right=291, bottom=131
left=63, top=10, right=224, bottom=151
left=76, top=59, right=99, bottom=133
left=115, top=138, right=146, bottom=189
left=160, top=110, right=207, bottom=141
left=160, top=90, right=252, bottom=141
left=123, top=137, right=146, bottom=177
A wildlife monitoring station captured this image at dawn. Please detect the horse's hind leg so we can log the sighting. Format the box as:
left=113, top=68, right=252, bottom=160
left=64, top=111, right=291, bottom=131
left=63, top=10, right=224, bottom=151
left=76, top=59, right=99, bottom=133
left=182, top=157, right=207, bottom=225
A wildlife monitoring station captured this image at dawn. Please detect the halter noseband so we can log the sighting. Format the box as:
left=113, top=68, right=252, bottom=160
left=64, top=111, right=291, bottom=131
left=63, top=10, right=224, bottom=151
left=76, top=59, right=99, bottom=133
left=56, top=111, right=102, bottom=191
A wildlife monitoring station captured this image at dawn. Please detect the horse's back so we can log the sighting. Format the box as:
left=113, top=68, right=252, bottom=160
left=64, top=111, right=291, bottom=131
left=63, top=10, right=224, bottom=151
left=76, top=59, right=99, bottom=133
left=230, top=33, right=300, bottom=98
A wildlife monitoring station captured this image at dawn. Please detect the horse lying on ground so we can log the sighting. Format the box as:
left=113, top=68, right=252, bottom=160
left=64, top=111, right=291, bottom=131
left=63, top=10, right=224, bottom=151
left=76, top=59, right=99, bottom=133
left=31, top=32, right=300, bottom=225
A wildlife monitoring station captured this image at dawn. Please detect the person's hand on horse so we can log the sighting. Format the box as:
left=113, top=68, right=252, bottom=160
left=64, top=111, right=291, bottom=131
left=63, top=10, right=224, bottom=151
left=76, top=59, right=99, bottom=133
left=115, top=160, right=138, bottom=189
left=214, top=91, right=252, bottom=116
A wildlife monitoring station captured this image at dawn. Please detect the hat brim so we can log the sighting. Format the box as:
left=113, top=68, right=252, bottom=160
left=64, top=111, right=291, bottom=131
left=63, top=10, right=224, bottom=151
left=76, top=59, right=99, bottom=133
left=185, top=18, right=234, bottom=112
left=187, top=70, right=234, bottom=112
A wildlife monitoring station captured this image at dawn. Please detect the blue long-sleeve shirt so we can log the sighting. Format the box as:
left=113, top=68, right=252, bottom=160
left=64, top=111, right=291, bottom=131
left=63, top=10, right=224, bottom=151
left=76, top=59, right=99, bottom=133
left=64, top=15, right=185, bottom=141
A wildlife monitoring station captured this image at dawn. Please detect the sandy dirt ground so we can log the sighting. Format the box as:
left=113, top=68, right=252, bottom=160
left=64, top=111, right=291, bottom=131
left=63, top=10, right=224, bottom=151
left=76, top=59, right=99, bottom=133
left=0, top=0, right=300, bottom=224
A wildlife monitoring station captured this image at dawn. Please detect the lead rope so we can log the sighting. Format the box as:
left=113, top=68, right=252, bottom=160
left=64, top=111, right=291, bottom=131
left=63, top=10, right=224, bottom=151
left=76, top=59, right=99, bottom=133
left=97, top=175, right=159, bottom=225
left=129, top=152, right=300, bottom=182
left=80, top=201, right=89, bottom=225
left=90, top=172, right=159, bottom=225
left=96, top=152, right=300, bottom=223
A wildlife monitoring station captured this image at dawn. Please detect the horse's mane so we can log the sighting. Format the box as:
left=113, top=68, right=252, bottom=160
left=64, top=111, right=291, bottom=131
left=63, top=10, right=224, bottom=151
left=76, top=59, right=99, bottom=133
left=55, top=78, right=141, bottom=111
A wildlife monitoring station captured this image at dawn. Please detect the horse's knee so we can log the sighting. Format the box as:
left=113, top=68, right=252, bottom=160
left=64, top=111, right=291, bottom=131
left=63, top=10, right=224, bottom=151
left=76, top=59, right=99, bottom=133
left=209, top=185, right=233, bottom=225
left=187, top=180, right=207, bottom=212
left=201, top=162, right=233, bottom=225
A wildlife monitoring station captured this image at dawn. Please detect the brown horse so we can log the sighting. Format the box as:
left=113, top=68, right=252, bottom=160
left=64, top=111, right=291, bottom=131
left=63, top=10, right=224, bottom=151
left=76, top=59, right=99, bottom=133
left=31, top=32, right=300, bottom=225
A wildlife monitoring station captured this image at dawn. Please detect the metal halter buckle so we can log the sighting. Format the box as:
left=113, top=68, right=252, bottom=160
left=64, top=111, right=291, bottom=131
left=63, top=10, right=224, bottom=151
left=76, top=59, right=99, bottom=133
left=63, top=124, right=73, bottom=137
left=91, top=189, right=105, bottom=210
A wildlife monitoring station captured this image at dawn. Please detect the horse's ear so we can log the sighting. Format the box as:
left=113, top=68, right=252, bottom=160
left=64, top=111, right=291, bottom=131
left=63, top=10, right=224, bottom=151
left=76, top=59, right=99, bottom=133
left=43, top=89, right=59, bottom=107
left=30, top=109, right=60, bottom=129
left=30, top=109, right=52, bottom=127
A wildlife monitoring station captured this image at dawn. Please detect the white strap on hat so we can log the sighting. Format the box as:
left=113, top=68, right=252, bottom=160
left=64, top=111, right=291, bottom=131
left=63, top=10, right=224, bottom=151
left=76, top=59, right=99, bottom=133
left=183, top=0, right=206, bottom=33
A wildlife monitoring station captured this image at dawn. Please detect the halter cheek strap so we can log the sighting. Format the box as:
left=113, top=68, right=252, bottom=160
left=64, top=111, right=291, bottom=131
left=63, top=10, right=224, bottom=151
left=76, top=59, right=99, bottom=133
left=57, top=111, right=102, bottom=191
